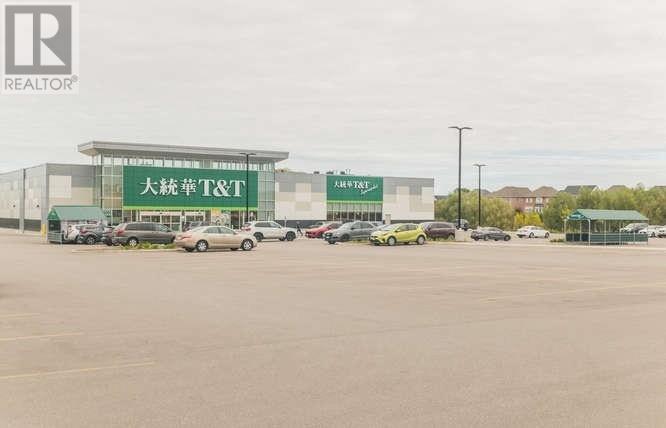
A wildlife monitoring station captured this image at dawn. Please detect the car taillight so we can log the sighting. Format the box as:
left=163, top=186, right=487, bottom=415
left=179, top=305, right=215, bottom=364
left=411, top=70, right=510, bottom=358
left=242, top=227, right=250, bottom=231
left=116, top=229, right=124, bottom=236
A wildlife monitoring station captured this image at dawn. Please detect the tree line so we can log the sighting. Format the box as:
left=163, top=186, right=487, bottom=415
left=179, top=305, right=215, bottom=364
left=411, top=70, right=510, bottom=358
left=435, top=186, right=665, bottom=231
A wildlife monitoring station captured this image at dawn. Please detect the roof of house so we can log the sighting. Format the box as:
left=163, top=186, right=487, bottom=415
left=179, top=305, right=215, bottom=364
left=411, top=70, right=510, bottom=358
left=606, top=185, right=629, bottom=192
left=533, top=186, right=558, bottom=197
left=490, top=186, right=534, bottom=198
left=562, top=185, right=598, bottom=195
left=567, top=209, right=648, bottom=222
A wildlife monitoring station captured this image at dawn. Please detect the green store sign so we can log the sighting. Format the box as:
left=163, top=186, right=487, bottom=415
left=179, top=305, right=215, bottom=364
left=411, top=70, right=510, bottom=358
left=123, top=166, right=258, bottom=210
left=326, top=175, right=383, bottom=203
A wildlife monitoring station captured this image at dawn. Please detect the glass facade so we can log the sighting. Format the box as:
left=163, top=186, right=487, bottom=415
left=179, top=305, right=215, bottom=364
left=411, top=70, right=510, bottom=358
left=326, top=202, right=382, bottom=222
left=92, top=153, right=276, bottom=229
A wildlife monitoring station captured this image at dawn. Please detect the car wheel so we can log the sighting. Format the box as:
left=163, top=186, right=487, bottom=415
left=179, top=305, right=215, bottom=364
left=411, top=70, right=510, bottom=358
left=504, top=235, right=511, bottom=241
left=328, top=240, right=336, bottom=245
left=387, top=236, right=397, bottom=246
left=241, top=239, right=254, bottom=251
left=185, top=248, right=194, bottom=252
left=254, top=232, right=263, bottom=242
left=127, top=237, right=139, bottom=247
left=76, top=236, right=84, bottom=244
left=529, top=233, right=534, bottom=238
left=286, top=232, right=295, bottom=241
left=341, top=234, right=350, bottom=242
left=416, top=235, right=426, bottom=245
left=545, top=232, right=550, bottom=239
left=483, top=235, right=489, bottom=241
left=85, top=235, right=96, bottom=245
left=196, top=240, right=208, bottom=252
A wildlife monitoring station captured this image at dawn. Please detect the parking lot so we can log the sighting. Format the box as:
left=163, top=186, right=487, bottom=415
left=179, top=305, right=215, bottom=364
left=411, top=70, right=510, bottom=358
left=2, top=230, right=666, bottom=427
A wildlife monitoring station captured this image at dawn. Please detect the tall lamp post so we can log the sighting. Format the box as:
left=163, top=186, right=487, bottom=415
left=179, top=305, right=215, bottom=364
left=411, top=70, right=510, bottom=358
left=473, top=163, right=487, bottom=228
left=239, top=152, right=256, bottom=225
left=449, top=126, right=472, bottom=229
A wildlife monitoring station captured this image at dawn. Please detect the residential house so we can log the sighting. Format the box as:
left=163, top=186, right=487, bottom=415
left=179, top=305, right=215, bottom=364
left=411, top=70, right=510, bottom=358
left=562, top=185, right=599, bottom=196
left=532, top=186, right=558, bottom=213
left=489, top=186, right=536, bottom=212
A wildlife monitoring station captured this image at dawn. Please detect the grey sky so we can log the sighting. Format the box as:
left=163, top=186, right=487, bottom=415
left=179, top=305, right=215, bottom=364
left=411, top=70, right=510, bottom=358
left=2, top=0, right=666, bottom=193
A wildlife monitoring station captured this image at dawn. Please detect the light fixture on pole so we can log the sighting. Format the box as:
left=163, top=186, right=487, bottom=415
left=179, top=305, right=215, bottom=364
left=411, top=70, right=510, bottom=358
left=449, top=126, right=472, bottom=229
left=239, top=152, right=256, bottom=225
left=473, top=163, right=487, bottom=228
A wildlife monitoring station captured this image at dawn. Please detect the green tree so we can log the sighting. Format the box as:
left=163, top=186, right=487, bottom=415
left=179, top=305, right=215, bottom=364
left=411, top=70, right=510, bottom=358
left=435, top=191, right=514, bottom=229
left=542, top=192, right=576, bottom=232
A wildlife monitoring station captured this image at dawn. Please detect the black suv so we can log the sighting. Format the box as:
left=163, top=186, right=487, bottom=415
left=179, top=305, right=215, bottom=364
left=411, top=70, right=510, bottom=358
left=112, top=222, right=176, bottom=246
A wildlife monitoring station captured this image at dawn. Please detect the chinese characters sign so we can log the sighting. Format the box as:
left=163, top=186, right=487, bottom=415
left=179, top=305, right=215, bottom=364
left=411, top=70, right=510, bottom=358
left=122, top=166, right=258, bottom=210
left=326, top=175, right=383, bottom=203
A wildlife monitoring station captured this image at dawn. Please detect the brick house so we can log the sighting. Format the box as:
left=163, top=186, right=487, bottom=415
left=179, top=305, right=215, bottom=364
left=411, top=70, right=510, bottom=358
left=489, top=186, right=558, bottom=213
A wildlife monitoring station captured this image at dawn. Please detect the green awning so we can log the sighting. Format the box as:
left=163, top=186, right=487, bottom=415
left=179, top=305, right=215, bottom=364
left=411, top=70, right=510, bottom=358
left=567, top=209, right=648, bottom=222
left=47, top=205, right=107, bottom=222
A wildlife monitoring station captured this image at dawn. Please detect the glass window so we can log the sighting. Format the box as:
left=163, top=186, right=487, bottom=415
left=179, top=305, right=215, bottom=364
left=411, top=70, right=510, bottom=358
left=269, top=222, right=281, bottom=228
left=204, top=226, right=220, bottom=234
left=192, top=160, right=201, bottom=168
left=219, top=226, right=234, bottom=234
left=183, top=159, right=192, bottom=168
left=173, top=159, right=183, bottom=168
left=154, top=158, right=164, bottom=167
left=202, top=160, right=211, bottom=169
left=164, top=158, right=173, bottom=167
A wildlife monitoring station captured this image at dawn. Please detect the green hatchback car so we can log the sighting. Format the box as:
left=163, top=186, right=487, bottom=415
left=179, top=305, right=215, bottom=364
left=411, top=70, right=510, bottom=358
left=369, top=223, right=427, bottom=246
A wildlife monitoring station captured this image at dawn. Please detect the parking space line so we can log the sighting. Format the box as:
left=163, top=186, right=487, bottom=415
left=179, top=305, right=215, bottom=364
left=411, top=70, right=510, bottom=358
left=0, top=313, right=40, bottom=319
left=0, top=361, right=156, bottom=381
left=484, top=283, right=666, bottom=301
left=0, top=332, right=83, bottom=342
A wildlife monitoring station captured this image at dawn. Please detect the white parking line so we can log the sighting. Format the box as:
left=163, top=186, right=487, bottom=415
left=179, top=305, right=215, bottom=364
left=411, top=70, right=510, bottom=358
left=0, top=313, right=40, bottom=319
left=0, top=361, right=156, bottom=381
left=484, top=283, right=666, bottom=301
left=0, top=332, right=83, bottom=342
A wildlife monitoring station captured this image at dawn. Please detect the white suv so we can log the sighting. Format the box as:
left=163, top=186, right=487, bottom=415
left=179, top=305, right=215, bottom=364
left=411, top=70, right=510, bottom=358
left=242, top=221, right=298, bottom=242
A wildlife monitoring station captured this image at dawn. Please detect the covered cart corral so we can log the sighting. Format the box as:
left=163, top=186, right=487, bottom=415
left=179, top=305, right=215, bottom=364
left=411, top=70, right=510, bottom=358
left=564, top=209, right=648, bottom=245
left=47, top=205, right=107, bottom=244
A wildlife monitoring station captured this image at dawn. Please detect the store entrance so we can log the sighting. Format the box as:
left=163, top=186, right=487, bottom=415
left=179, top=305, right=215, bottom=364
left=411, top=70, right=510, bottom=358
left=139, top=211, right=205, bottom=232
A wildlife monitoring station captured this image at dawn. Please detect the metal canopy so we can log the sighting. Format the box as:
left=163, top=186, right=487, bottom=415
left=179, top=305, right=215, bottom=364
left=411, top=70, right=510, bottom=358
left=47, top=205, right=106, bottom=221
left=567, top=209, right=648, bottom=222
left=77, top=141, right=289, bottom=163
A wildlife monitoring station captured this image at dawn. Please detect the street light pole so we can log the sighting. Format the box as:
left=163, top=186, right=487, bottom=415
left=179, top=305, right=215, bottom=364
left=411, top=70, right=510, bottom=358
left=473, top=163, right=487, bottom=228
left=239, top=152, right=256, bottom=226
left=449, top=126, right=472, bottom=229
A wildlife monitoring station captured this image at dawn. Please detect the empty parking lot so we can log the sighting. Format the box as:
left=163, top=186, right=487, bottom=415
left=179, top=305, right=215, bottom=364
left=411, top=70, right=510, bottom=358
left=2, top=231, right=666, bottom=427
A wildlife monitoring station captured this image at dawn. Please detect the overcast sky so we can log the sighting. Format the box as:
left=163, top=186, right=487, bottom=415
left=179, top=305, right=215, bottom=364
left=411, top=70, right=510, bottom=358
left=2, top=0, right=666, bottom=193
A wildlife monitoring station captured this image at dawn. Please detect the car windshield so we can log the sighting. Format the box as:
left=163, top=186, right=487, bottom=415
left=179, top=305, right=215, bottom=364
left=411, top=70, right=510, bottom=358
left=380, top=224, right=400, bottom=231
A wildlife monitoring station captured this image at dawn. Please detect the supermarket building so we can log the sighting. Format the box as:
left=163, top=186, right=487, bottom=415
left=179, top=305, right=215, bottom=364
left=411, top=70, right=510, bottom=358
left=0, top=141, right=434, bottom=232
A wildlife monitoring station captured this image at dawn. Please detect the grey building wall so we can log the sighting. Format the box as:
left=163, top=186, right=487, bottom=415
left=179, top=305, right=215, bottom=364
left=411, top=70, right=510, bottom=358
left=382, top=176, right=435, bottom=222
left=275, top=171, right=327, bottom=222
left=0, top=163, right=94, bottom=232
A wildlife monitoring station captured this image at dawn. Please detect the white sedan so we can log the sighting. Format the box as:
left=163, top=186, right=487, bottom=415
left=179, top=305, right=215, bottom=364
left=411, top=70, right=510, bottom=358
left=516, top=226, right=550, bottom=239
left=638, top=226, right=664, bottom=238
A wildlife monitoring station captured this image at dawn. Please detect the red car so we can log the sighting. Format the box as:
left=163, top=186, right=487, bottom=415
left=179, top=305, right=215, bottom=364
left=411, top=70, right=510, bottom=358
left=305, top=222, right=341, bottom=238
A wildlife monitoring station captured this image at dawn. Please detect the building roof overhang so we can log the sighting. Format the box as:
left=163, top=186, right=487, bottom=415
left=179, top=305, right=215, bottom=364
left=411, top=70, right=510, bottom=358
left=78, top=141, right=289, bottom=163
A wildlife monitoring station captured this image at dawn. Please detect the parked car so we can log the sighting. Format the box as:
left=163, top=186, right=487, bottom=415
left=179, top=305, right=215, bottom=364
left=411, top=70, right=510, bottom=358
left=175, top=226, right=257, bottom=252
left=369, top=223, right=427, bottom=246
left=101, top=225, right=116, bottom=246
left=74, top=224, right=106, bottom=245
left=111, top=222, right=176, bottom=246
left=241, top=221, right=297, bottom=242
left=620, top=223, right=648, bottom=233
left=305, top=222, right=341, bottom=238
left=369, top=221, right=384, bottom=228
left=471, top=227, right=511, bottom=241
left=306, top=221, right=326, bottom=229
left=451, top=219, right=470, bottom=231
left=638, top=225, right=663, bottom=238
left=516, top=225, right=550, bottom=239
left=324, top=221, right=377, bottom=244
left=183, top=221, right=211, bottom=232
left=420, top=222, right=456, bottom=240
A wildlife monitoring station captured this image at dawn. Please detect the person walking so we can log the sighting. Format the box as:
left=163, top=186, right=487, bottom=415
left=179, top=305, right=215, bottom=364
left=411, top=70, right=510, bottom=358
left=296, top=221, right=303, bottom=237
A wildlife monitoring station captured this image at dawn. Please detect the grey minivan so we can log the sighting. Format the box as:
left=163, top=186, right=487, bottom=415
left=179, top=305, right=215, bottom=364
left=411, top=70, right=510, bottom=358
left=324, top=221, right=377, bottom=244
left=112, top=222, right=176, bottom=246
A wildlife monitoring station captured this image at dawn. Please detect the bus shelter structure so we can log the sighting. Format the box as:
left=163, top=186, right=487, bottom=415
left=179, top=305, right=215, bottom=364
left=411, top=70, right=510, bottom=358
left=564, top=209, right=648, bottom=245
